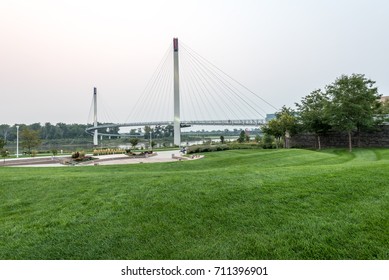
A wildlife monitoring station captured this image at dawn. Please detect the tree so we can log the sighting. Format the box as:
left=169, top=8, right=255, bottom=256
left=0, top=138, right=7, bottom=163
left=0, top=138, right=5, bottom=150
left=0, top=124, right=10, bottom=141
left=1, top=149, right=9, bottom=164
left=254, top=134, right=261, bottom=143
left=129, top=138, right=139, bottom=149
left=237, top=131, right=245, bottom=143
left=262, top=119, right=283, bottom=148
left=325, top=74, right=381, bottom=152
left=220, top=135, right=225, bottom=144
left=295, top=89, right=331, bottom=149
left=262, top=133, right=274, bottom=149
left=245, top=132, right=250, bottom=142
left=262, top=106, right=298, bottom=148
left=20, top=128, right=41, bottom=154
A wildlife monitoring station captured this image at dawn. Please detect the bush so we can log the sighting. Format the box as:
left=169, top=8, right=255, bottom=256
left=93, top=148, right=125, bottom=156
left=261, top=134, right=276, bottom=149
left=186, top=143, right=265, bottom=154
left=187, top=144, right=230, bottom=154
left=226, top=143, right=262, bottom=150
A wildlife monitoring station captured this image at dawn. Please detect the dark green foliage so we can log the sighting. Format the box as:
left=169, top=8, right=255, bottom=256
left=186, top=143, right=262, bottom=154
left=187, top=144, right=229, bottom=154
left=129, top=138, right=139, bottom=148
left=296, top=74, right=382, bottom=152
left=261, top=134, right=275, bottom=149
left=0, top=139, right=6, bottom=151
left=296, top=89, right=332, bottom=149
left=262, top=106, right=298, bottom=148
left=237, top=131, right=246, bottom=143
left=20, top=128, right=41, bottom=154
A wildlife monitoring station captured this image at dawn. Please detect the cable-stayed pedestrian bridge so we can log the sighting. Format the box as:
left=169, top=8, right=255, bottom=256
left=86, top=38, right=276, bottom=145
left=86, top=119, right=266, bottom=137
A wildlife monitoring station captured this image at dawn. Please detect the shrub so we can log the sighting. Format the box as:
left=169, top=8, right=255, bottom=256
left=226, top=143, right=262, bottom=150
left=93, top=148, right=125, bottom=156
left=187, top=144, right=230, bottom=154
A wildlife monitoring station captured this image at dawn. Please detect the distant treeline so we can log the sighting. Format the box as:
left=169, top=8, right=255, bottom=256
left=0, top=123, right=95, bottom=141
left=1, top=122, right=261, bottom=142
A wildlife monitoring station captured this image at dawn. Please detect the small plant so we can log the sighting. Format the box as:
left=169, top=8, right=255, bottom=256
left=1, top=149, right=9, bottom=163
left=71, top=151, right=80, bottom=159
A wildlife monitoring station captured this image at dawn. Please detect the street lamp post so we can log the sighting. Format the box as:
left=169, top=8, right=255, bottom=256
left=16, top=125, right=19, bottom=158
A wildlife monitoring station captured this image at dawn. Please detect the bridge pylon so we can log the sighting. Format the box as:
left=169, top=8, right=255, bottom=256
left=173, top=38, right=181, bottom=147
left=93, top=87, right=98, bottom=146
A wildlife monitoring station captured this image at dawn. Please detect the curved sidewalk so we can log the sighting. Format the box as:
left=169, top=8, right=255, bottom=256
left=2, top=150, right=202, bottom=167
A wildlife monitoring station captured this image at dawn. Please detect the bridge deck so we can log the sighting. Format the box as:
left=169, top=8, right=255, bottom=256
left=85, top=119, right=266, bottom=136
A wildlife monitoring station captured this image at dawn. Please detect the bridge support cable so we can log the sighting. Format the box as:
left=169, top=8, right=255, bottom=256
left=179, top=54, right=206, bottom=122
left=180, top=42, right=267, bottom=120
left=97, top=90, right=121, bottom=125
left=181, top=44, right=266, bottom=119
left=180, top=46, right=243, bottom=121
left=180, top=41, right=277, bottom=117
left=125, top=45, right=173, bottom=124
left=180, top=49, right=227, bottom=121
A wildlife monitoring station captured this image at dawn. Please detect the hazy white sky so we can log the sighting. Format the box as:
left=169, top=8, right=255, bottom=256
left=1, top=0, right=388, bottom=124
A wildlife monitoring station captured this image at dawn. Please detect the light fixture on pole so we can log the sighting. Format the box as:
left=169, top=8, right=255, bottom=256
left=16, top=125, right=19, bottom=158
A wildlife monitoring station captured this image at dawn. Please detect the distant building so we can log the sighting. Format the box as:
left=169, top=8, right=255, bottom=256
left=266, top=113, right=276, bottom=122
left=380, top=96, right=389, bottom=103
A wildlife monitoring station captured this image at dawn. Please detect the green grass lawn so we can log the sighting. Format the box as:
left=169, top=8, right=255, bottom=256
left=0, top=148, right=388, bottom=259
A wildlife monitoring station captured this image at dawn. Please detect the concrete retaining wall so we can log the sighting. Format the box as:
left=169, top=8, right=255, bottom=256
left=290, top=126, right=389, bottom=148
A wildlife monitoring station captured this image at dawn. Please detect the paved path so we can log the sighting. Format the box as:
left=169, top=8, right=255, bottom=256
left=3, top=151, right=202, bottom=167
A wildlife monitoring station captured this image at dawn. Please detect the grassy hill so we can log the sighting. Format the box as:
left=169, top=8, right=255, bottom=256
left=0, top=149, right=388, bottom=259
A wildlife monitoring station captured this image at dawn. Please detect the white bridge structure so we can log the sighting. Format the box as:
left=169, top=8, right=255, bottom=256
left=86, top=38, right=275, bottom=146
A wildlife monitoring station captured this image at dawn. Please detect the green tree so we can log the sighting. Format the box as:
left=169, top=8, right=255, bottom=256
left=254, top=134, right=261, bottom=143
left=295, top=89, right=331, bottom=149
left=262, top=106, right=298, bottom=148
left=1, top=149, right=9, bottom=163
left=262, top=119, right=283, bottom=148
left=220, top=135, right=225, bottom=144
left=0, top=124, right=10, bottom=141
left=129, top=138, right=139, bottom=149
left=237, top=131, right=245, bottom=143
left=0, top=138, right=7, bottom=164
left=21, top=128, right=41, bottom=154
left=325, top=74, right=381, bottom=151
left=0, top=138, right=5, bottom=150
left=262, top=133, right=274, bottom=149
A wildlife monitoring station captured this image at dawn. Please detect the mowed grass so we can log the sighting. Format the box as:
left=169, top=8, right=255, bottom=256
left=0, top=148, right=388, bottom=260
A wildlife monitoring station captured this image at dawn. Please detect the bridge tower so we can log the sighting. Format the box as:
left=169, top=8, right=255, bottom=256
left=93, top=87, right=98, bottom=146
left=173, top=38, right=181, bottom=147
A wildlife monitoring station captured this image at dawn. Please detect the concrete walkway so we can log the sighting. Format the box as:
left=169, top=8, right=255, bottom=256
left=4, top=150, right=203, bottom=167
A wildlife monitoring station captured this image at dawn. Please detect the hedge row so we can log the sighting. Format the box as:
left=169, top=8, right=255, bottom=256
left=186, top=143, right=268, bottom=154
left=93, top=148, right=125, bottom=156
